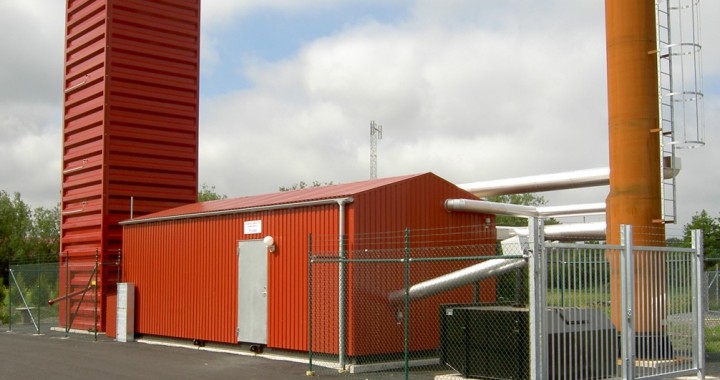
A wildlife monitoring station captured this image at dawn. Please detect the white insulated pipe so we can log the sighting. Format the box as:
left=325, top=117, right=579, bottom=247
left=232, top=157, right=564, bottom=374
left=536, top=203, right=606, bottom=218
left=457, top=167, right=610, bottom=196
left=444, top=199, right=606, bottom=219
left=387, top=256, right=527, bottom=304
left=337, top=198, right=350, bottom=371
left=445, top=199, right=540, bottom=217
left=446, top=199, right=607, bottom=241
left=497, top=222, right=607, bottom=241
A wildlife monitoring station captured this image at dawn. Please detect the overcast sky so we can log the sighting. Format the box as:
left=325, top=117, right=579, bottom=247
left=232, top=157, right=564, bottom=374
left=0, top=0, right=718, bottom=231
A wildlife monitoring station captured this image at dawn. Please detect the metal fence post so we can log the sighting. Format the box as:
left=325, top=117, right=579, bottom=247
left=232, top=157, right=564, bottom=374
left=338, top=231, right=346, bottom=372
left=528, top=216, right=545, bottom=380
left=94, top=248, right=98, bottom=341
left=65, top=253, right=70, bottom=337
left=692, top=229, right=705, bottom=378
left=404, top=228, right=410, bottom=380
left=307, top=233, right=315, bottom=377
left=620, top=224, right=634, bottom=380
left=117, top=248, right=122, bottom=285
left=7, top=266, right=12, bottom=331
left=37, top=253, right=41, bottom=334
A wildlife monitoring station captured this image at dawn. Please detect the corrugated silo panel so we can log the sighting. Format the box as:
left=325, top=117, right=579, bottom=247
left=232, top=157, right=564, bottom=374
left=105, top=0, right=199, bottom=233
left=61, top=0, right=110, bottom=331
left=61, top=0, right=200, bottom=332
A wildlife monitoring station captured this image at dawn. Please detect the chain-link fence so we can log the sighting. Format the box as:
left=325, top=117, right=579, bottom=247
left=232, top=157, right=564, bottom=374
left=308, top=225, right=529, bottom=377
left=6, top=257, right=59, bottom=334
left=4, top=250, right=121, bottom=341
left=705, top=267, right=720, bottom=355
left=707, top=268, right=720, bottom=312
left=308, top=222, right=705, bottom=379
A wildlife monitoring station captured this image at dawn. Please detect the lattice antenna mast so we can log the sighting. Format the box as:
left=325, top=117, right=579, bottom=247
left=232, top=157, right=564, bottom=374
left=370, top=120, right=382, bottom=179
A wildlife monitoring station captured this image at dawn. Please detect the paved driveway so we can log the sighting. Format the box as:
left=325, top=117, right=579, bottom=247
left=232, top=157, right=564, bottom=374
left=3, top=327, right=719, bottom=379
left=0, top=328, right=440, bottom=379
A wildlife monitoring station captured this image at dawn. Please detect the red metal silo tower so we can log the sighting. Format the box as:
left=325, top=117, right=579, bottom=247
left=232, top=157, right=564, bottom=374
left=60, top=0, right=200, bottom=331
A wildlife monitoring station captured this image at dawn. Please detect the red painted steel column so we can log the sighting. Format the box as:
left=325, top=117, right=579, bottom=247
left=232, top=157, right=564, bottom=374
left=605, top=0, right=666, bottom=343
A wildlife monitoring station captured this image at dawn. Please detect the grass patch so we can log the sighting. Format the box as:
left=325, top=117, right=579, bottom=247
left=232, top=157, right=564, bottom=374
left=707, top=321, right=720, bottom=353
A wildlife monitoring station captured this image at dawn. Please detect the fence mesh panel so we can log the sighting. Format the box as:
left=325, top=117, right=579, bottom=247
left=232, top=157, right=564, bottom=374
left=4, top=253, right=121, bottom=342
left=545, top=243, right=620, bottom=380
left=309, top=225, right=530, bottom=378
left=7, top=262, right=59, bottom=334
left=633, top=247, right=699, bottom=379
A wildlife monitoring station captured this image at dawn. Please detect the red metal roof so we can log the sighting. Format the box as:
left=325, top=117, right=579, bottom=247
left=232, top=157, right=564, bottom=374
left=124, top=173, right=430, bottom=224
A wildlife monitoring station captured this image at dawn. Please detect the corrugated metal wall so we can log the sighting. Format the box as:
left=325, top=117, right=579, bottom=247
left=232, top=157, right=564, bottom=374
left=123, top=174, right=495, bottom=354
left=61, top=0, right=200, bottom=330
left=345, top=175, right=495, bottom=356
left=123, top=205, right=340, bottom=346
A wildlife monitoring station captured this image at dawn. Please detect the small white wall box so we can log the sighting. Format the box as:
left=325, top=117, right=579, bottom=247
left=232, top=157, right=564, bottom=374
left=116, top=283, right=135, bottom=342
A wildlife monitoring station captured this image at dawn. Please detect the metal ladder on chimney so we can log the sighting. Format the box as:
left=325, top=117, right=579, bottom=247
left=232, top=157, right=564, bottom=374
left=655, top=0, right=705, bottom=224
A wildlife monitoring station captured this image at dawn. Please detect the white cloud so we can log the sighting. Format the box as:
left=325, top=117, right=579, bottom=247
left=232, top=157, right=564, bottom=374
left=199, top=1, right=610, bottom=195
left=0, top=103, right=61, bottom=207
left=1, top=0, right=718, bottom=230
left=0, top=1, right=64, bottom=104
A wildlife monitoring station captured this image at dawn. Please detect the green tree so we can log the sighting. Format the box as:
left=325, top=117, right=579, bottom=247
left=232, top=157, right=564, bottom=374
left=198, top=183, right=227, bottom=202
left=486, top=193, right=559, bottom=226
left=27, top=205, right=60, bottom=259
left=0, top=191, right=32, bottom=285
left=682, top=209, right=720, bottom=268
left=279, top=180, right=334, bottom=192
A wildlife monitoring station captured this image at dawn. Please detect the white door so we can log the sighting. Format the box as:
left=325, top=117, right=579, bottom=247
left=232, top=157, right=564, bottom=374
left=237, top=240, right=268, bottom=344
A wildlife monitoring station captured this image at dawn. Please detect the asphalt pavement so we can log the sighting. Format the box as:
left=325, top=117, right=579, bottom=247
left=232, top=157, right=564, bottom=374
left=0, top=327, right=440, bottom=380
left=2, top=326, right=719, bottom=380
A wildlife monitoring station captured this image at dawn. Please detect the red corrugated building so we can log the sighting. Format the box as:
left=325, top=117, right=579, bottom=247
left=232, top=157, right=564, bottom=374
left=120, top=173, right=496, bottom=356
left=61, top=0, right=200, bottom=331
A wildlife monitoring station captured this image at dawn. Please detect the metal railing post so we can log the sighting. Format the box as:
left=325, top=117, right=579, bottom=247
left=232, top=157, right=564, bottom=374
left=620, top=224, right=635, bottom=380
left=528, top=216, right=545, bottom=380
left=692, top=229, right=705, bottom=378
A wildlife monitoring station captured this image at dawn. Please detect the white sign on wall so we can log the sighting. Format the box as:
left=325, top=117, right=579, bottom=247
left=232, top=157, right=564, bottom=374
left=244, top=220, right=262, bottom=235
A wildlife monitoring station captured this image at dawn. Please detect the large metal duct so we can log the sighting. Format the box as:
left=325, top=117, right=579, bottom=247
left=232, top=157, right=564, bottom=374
left=388, top=236, right=529, bottom=304
left=444, top=199, right=605, bottom=219
left=537, top=203, right=606, bottom=218
left=387, top=256, right=527, bottom=304
left=497, top=222, right=607, bottom=242
left=445, top=199, right=540, bottom=218
left=389, top=201, right=607, bottom=304
left=445, top=199, right=607, bottom=241
left=457, top=168, right=610, bottom=197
